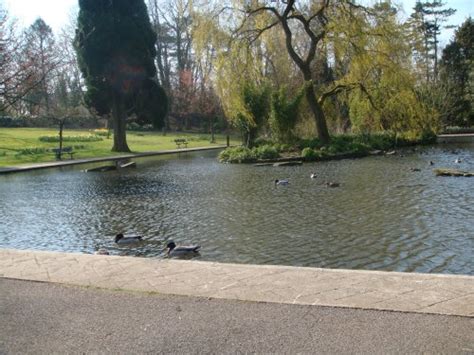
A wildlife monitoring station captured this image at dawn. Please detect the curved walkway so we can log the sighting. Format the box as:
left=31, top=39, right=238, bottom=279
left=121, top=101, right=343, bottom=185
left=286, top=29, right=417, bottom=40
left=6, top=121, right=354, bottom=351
left=1, top=249, right=473, bottom=317
left=0, top=145, right=226, bottom=174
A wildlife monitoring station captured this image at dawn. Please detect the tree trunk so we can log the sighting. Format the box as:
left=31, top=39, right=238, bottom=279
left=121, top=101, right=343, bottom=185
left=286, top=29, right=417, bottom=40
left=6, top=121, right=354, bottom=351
left=210, top=116, right=215, bottom=143
left=111, top=93, right=131, bottom=152
left=304, top=80, right=330, bottom=144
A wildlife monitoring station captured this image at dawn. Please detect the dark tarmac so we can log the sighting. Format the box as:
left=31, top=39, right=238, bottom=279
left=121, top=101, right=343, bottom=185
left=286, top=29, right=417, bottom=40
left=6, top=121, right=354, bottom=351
left=1, top=278, right=473, bottom=354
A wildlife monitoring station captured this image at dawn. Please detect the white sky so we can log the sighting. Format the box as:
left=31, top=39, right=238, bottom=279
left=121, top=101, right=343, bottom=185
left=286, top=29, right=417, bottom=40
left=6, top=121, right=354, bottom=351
left=2, top=0, right=473, bottom=45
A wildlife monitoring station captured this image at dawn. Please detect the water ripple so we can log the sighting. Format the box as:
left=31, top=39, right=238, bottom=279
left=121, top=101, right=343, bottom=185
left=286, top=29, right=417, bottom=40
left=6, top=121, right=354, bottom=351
left=0, top=145, right=473, bottom=275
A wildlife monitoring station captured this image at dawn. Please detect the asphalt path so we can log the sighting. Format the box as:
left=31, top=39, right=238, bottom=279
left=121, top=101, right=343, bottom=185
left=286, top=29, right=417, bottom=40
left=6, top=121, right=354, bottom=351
left=1, top=278, right=473, bottom=354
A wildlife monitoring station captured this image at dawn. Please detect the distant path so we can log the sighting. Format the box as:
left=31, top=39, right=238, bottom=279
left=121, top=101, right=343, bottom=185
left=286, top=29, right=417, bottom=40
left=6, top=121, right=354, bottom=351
left=1, top=278, right=473, bottom=354
left=437, top=133, right=474, bottom=143
left=0, top=145, right=226, bottom=174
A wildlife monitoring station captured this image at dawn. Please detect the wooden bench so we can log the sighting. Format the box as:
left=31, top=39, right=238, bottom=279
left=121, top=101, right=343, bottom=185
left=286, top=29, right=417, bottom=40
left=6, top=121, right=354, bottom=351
left=174, top=138, right=188, bottom=149
left=52, top=147, right=75, bottom=160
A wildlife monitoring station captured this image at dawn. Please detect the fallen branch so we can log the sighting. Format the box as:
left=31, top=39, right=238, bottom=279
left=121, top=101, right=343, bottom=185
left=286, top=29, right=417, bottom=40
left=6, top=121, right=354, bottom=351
left=434, top=168, right=474, bottom=177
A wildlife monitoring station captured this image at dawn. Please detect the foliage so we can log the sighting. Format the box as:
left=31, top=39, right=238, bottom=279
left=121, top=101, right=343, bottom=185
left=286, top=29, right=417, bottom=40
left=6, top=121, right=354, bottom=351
left=15, top=147, right=48, bottom=156
left=233, top=1, right=333, bottom=143
left=213, top=30, right=271, bottom=148
left=218, top=144, right=280, bottom=163
left=438, top=18, right=473, bottom=127
left=269, top=86, right=304, bottom=143
left=126, top=122, right=154, bottom=131
left=92, top=128, right=109, bottom=136
left=408, top=0, right=456, bottom=82
left=254, top=136, right=274, bottom=147
left=324, top=135, right=367, bottom=155
left=75, top=0, right=168, bottom=152
left=0, top=9, right=52, bottom=113
left=22, top=18, right=57, bottom=116
left=297, top=138, right=322, bottom=150
left=0, top=116, right=25, bottom=127
left=301, top=147, right=319, bottom=160
left=218, top=146, right=256, bottom=163
left=329, top=2, right=439, bottom=134
left=39, top=135, right=103, bottom=143
left=252, top=144, right=280, bottom=160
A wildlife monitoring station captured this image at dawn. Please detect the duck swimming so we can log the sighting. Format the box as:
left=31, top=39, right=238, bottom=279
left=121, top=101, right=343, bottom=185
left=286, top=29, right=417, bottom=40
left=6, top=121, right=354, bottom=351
left=167, top=241, right=201, bottom=257
left=326, top=182, right=340, bottom=188
left=114, top=233, right=143, bottom=244
left=310, top=173, right=317, bottom=179
left=455, top=158, right=462, bottom=163
left=275, top=179, right=289, bottom=186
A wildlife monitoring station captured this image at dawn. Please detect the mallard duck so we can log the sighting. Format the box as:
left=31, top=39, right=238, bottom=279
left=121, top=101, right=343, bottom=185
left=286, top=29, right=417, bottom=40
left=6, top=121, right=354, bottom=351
left=455, top=158, right=462, bottom=164
left=410, top=168, right=421, bottom=172
left=429, top=161, right=434, bottom=166
left=167, top=241, right=201, bottom=257
left=114, top=233, right=143, bottom=244
left=310, top=173, right=317, bottom=179
left=275, top=179, right=289, bottom=186
left=326, top=182, right=340, bottom=188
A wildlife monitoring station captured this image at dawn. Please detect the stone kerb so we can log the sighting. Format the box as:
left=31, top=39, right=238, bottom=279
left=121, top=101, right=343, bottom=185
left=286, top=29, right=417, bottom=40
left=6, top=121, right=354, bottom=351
left=0, top=249, right=473, bottom=317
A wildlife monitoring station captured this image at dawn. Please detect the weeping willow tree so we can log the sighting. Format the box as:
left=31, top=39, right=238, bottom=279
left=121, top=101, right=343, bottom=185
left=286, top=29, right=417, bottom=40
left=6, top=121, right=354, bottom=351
left=326, top=1, right=439, bottom=134
left=270, top=85, right=304, bottom=143
left=193, top=6, right=273, bottom=147
left=192, top=0, right=440, bottom=145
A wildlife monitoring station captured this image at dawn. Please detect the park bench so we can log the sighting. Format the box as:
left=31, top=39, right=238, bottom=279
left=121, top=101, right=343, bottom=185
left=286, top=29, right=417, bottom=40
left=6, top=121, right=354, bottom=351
left=174, top=138, right=188, bottom=149
left=51, top=146, right=75, bottom=160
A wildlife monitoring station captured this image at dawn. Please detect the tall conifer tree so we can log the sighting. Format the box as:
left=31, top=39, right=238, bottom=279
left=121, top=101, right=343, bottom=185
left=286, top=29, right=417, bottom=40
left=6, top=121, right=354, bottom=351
left=75, top=0, right=167, bottom=152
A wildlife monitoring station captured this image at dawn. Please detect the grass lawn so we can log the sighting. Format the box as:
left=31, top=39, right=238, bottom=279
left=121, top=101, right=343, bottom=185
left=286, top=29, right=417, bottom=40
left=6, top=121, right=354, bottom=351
left=0, top=127, right=240, bottom=167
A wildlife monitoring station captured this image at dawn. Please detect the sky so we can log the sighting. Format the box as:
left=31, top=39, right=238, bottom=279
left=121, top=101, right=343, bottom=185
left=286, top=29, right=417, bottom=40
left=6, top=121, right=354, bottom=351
left=2, top=0, right=473, bottom=46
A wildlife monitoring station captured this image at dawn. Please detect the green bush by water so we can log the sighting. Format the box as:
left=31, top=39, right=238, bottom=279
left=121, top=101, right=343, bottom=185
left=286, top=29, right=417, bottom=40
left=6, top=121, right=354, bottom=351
left=252, top=145, right=280, bottom=160
left=219, top=147, right=256, bottom=163
left=220, top=130, right=437, bottom=164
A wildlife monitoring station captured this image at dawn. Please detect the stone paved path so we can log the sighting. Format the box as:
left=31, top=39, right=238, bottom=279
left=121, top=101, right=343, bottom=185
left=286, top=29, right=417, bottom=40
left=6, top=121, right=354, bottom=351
left=1, top=249, right=473, bottom=317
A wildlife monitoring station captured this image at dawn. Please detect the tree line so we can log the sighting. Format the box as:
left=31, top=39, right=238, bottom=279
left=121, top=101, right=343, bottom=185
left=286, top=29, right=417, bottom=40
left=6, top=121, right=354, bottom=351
left=0, top=0, right=472, bottom=151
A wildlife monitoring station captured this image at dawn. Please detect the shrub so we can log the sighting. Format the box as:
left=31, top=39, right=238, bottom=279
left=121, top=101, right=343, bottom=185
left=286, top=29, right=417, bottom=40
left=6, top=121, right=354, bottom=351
left=252, top=144, right=280, bottom=160
left=357, top=132, right=397, bottom=150
left=218, top=146, right=256, bottom=163
left=297, top=138, right=322, bottom=150
left=39, top=135, right=103, bottom=143
left=254, top=136, right=273, bottom=146
left=0, top=116, right=26, bottom=127
left=126, top=122, right=154, bottom=131
left=301, top=147, right=318, bottom=160
left=15, top=147, right=48, bottom=156
left=419, top=130, right=437, bottom=144
left=93, top=128, right=109, bottom=136
left=269, top=86, right=304, bottom=143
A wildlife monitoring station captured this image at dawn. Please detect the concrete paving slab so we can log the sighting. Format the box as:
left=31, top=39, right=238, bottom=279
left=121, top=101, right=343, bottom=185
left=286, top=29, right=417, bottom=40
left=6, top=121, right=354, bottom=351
left=0, top=248, right=473, bottom=317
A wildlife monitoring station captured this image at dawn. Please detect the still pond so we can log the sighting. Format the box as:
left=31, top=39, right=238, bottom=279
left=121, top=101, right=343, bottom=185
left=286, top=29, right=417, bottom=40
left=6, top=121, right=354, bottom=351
left=0, top=144, right=473, bottom=275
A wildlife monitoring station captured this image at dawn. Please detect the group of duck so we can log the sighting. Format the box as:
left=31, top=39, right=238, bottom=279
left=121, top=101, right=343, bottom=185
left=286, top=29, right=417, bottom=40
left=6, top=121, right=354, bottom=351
left=95, top=233, right=201, bottom=257
left=274, top=173, right=340, bottom=188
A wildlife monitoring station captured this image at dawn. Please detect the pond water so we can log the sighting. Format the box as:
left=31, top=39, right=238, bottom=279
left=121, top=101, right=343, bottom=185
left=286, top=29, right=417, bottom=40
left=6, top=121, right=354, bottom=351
left=0, top=144, right=473, bottom=275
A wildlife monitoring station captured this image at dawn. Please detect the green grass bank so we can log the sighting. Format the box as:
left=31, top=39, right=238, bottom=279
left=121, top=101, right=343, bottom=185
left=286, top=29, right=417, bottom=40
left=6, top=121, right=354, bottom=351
left=0, top=128, right=239, bottom=167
